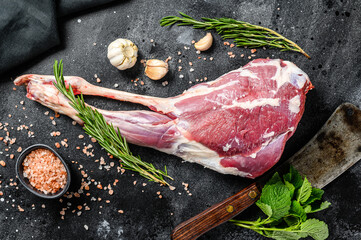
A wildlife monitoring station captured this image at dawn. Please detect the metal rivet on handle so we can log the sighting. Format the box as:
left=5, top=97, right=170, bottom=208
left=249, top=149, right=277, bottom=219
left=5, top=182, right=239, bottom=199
left=226, top=205, right=234, bottom=213
left=248, top=190, right=258, bottom=199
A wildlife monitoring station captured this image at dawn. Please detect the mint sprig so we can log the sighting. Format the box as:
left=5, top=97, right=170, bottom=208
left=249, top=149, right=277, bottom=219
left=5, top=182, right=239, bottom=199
left=231, top=166, right=330, bottom=240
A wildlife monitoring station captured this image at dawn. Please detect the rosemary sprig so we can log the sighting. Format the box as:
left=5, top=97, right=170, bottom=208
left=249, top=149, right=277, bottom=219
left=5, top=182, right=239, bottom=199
left=52, top=60, right=173, bottom=187
left=160, top=12, right=310, bottom=58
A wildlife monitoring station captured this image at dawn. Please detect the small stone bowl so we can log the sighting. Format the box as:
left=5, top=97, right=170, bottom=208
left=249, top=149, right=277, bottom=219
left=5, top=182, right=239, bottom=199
left=15, top=144, right=71, bottom=199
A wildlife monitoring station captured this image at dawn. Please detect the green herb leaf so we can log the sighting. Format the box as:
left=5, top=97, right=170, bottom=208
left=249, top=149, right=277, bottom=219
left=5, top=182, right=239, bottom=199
left=296, top=177, right=312, bottom=204
left=300, top=219, right=329, bottom=240
left=270, top=231, right=302, bottom=240
left=307, top=201, right=331, bottom=213
left=304, top=205, right=312, bottom=214
left=267, top=172, right=282, bottom=186
left=283, top=166, right=303, bottom=190
left=290, top=200, right=306, bottom=221
left=256, top=202, right=273, bottom=218
left=284, top=215, right=300, bottom=227
left=257, top=182, right=291, bottom=220
left=285, top=180, right=296, bottom=199
left=303, top=188, right=324, bottom=205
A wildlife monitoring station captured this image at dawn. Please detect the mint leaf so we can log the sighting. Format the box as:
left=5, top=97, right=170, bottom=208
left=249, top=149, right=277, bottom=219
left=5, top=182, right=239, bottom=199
left=231, top=167, right=331, bottom=240
left=285, top=180, right=295, bottom=199
left=319, top=201, right=331, bottom=210
left=267, top=172, right=282, bottom=186
left=296, top=177, right=312, bottom=204
left=304, top=205, right=312, bottom=213
left=283, top=166, right=303, bottom=190
left=300, top=219, right=329, bottom=240
left=308, top=201, right=331, bottom=213
left=270, top=231, right=302, bottom=240
left=257, top=182, right=291, bottom=220
left=290, top=200, right=306, bottom=221
left=303, top=188, right=324, bottom=205
left=284, top=215, right=300, bottom=227
left=256, top=202, right=272, bottom=218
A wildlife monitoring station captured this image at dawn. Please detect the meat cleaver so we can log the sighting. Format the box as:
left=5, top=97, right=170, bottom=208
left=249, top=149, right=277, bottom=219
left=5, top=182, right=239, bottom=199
left=171, top=102, right=361, bottom=240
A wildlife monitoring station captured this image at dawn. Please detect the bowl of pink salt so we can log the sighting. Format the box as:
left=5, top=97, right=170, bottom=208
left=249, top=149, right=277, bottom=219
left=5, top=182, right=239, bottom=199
left=16, top=144, right=71, bottom=199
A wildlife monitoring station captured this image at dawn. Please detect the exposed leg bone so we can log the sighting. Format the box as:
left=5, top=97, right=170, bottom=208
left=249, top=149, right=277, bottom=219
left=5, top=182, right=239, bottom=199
left=14, top=74, right=171, bottom=114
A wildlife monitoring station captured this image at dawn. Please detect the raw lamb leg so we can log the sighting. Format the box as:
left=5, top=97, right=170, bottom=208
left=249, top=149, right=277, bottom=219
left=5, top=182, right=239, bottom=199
left=15, top=59, right=312, bottom=178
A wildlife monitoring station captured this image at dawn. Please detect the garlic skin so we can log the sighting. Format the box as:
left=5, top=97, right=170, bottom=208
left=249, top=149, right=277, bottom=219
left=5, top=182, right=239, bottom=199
left=194, top=33, right=213, bottom=51
left=107, top=38, right=138, bottom=70
left=145, top=59, right=169, bottom=80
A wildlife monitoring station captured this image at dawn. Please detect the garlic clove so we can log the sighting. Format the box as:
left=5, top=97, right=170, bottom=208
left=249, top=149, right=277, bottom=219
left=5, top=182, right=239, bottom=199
left=107, top=38, right=138, bottom=70
left=194, top=33, right=213, bottom=51
left=145, top=59, right=169, bottom=80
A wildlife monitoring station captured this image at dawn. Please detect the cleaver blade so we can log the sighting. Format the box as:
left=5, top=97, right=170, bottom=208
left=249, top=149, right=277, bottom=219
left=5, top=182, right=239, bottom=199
left=288, top=102, right=361, bottom=189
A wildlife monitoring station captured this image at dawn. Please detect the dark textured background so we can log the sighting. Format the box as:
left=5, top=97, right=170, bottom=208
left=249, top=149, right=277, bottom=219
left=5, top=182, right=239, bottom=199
left=1, top=0, right=361, bottom=239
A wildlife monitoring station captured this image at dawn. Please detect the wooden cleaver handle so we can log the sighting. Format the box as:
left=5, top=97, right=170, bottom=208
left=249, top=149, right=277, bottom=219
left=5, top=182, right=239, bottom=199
left=171, top=183, right=261, bottom=240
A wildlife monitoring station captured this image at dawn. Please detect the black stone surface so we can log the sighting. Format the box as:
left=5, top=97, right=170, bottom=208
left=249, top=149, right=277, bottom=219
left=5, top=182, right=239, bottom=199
left=1, top=0, right=361, bottom=239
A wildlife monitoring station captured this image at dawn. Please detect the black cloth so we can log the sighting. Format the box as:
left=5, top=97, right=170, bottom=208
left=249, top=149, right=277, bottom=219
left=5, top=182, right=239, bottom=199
left=0, top=0, right=115, bottom=75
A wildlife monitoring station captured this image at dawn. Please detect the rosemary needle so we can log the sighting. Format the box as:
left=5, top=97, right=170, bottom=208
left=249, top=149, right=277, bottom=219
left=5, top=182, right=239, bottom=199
left=52, top=60, right=173, bottom=187
left=160, top=12, right=310, bottom=58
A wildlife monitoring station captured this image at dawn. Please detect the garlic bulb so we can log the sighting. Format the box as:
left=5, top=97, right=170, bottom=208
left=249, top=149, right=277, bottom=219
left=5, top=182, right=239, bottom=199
left=107, top=38, right=138, bottom=70
left=145, top=59, right=168, bottom=80
left=194, top=33, right=213, bottom=51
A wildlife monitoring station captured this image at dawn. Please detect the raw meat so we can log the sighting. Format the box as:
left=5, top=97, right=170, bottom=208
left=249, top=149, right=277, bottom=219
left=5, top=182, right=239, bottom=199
left=14, top=59, right=312, bottom=178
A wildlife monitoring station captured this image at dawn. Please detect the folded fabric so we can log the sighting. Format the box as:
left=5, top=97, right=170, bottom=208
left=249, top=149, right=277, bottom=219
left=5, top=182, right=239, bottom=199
left=0, top=0, right=115, bottom=75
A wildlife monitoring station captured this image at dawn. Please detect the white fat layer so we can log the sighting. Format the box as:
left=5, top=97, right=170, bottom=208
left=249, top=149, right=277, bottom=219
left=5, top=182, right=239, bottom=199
left=222, top=98, right=280, bottom=110
left=157, top=133, right=249, bottom=177
left=170, top=80, right=239, bottom=114
left=277, top=61, right=309, bottom=89
left=238, top=69, right=259, bottom=79
left=223, top=143, right=232, bottom=152
left=247, top=59, right=309, bottom=90
left=289, top=95, right=301, bottom=113
left=176, top=79, right=238, bottom=101
left=249, top=153, right=257, bottom=158
left=263, top=131, right=275, bottom=138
